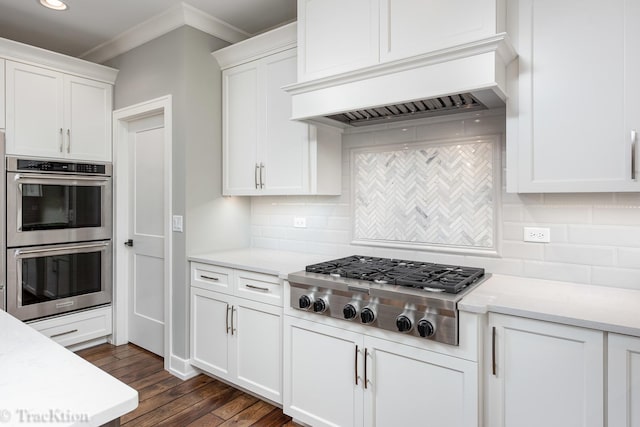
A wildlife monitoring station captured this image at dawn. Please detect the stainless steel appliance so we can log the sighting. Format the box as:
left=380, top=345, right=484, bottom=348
left=0, top=132, right=5, bottom=312
left=6, top=241, right=112, bottom=321
left=6, top=156, right=112, bottom=247
left=288, top=255, right=486, bottom=346
left=5, top=156, right=113, bottom=321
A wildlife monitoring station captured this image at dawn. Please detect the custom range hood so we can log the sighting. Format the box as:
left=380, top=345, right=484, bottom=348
left=284, top=33, right=516, bottom=128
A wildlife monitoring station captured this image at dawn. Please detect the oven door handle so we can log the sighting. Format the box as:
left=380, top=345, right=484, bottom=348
left=14, top=242, right=110, bottom=257
left=13, top=173, right=110, bottom=183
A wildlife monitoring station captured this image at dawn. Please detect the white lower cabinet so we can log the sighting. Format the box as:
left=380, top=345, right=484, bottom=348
left=487, top=313, right=604, bottom=427
left=608, top=333, right=640, bottom=427
left=190, top=286, right=282, bottom=403
left=284, top=316, right=478, bottom=427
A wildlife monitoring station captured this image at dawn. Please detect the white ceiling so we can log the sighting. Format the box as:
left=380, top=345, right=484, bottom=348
left=0, top=0, right=296, bottom=59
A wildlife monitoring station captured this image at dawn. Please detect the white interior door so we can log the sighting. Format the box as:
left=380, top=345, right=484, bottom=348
left=126, top=113, right=165, bottom=356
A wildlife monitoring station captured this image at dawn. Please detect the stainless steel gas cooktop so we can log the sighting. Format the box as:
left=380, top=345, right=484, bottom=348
left=287, top=255, right=487, bottom=346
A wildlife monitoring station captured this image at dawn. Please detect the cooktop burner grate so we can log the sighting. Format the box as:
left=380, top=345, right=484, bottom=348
left=305, top=255, right=484, bottom=293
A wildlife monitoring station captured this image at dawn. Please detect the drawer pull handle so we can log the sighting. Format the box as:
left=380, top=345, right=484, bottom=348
left=364, top=347, right=369, bottom=389
left=245, top=284, right=270, bottom=292
left=201, top=275, right=219, bottom=281
left=50, top=329, right=78, bottom=338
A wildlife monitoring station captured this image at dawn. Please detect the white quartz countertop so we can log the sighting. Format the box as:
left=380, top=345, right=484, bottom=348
left=188, top=248, right=330, bottom=279
left=460, top=274, right=640, bottom=337
left=0, top=310, right=138, bottom=426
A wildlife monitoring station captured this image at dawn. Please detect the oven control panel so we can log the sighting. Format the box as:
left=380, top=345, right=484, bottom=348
left=14, top=159, right=108, bottom=175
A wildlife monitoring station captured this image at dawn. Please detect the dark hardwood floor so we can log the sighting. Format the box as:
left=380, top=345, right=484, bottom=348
left=76, top=343, right=297, bottom=427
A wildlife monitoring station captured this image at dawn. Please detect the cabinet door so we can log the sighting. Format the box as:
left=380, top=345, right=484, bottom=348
left=232, top=299, right=282, bottom=403
left=283, top=316, right=363, bottom=427
left=508, top=0, right=640, bottom=192
left=64, top=75, right=112, bottom=161
left=380, top=0, right=500, bottom=62
left=363, top=335, right=478, bottom=427
left=0, top=59, right=5, bottom=129
left=261, top=49, right=310, bottom=195
left=488, top=314, right=604, bottom=427
left=608, top=333, right=640, bottom=427
left=190, top=287, right=232, bottom=380
left=5, top=61, right=64, bottom=158
left=297, top=0, right=380, bottom=81
left=222, top=62, right=260, bottom=195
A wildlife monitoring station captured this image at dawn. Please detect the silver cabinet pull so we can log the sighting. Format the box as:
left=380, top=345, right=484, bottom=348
left=225, top=303, right=230, bottom=334
left=492, top=326, right=497, bottom=376
left=59, top=128, right=63, bottom=152
left=231, top=306, right=236, bottom=335
left=364, top=347, right=369, bottom=389
left=50, top=329, right=78, bottom=338
left=255, top=163, right=260, bottom=189
left=200, top=275, right=219, bottom=281
left=66, top=129, right=71, bottom=153
left=632, top=130, right=638, bottom=180
left=245, top=284, right=269, bottom=292
left=259, top=162, right=265, bottom=189
left=355, top=345, right=359, bottom=386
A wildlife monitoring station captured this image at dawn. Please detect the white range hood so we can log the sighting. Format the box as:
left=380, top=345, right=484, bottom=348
left=284, top=33, right=516, bottom=128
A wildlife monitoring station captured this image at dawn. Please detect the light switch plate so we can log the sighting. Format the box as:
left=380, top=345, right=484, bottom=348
left=172, top=215, right=183, bottom=232
left=294, top=217, right=307, bottom=228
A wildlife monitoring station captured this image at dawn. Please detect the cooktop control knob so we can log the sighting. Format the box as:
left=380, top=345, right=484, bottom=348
left=343, top=304, right=357, bottom=320
left=396, top=315, right=412, bottom=332
left=313, top=298, right=328, bottom=313
left=298, top=295, right=312, bottom=309
left=417, top=319, right=436, bottom=338
left=360, top=307, right=376, bottom=324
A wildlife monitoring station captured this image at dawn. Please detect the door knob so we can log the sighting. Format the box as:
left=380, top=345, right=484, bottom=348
left=124, top=239, right=133, bottom=247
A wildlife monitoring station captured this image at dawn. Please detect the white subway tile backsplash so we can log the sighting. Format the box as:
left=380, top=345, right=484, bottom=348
left=591, top=267, right=640, bottom=289
left=592, top=207, right=640, bottom=226
left=502, top=205, right=522, bottom=221
left=249, top=113, right=640, bottom=292
left=501, top=241, right=545, bottom=260
left=522, top=206, right=592, bottom=224
left=569, top=225, right=640, bottom=247
left=523, top=261, right=591, bottom=284
left=617, top=248, right=640, bottom=269
left=544, top=244, right=615, bottom=267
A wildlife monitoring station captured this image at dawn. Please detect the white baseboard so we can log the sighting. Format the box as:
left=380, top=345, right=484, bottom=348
left=168, top=353, right=199, bottom=380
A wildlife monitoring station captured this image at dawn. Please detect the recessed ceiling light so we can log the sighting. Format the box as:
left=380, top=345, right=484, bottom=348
left=39, top=0, right=68, bottom=11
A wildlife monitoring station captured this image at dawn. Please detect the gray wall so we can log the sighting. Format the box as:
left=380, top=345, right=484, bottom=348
left=105, top=26, right=251, bottom=361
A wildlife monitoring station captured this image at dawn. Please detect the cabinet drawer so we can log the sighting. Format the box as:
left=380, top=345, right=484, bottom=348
left=30, top=306, right=112, bottom=348
left=191, top=262, right=234, bottom=294
left=235, top=270, right=282, bottom=306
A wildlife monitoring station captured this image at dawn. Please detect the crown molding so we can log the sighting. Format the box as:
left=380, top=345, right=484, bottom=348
left=0, top=37, right=118, bottom=83
left=80, top=2, right=251, bottom=64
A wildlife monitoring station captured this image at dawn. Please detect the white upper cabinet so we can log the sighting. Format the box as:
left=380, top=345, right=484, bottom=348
left=64, top=75, right=112, bottom=162
left=5, top=61, right=113, bottom=161
left=0, top=59, right=5, bottom=129
left=298, top=0, right=380, bottom=81
left=297, top=0, right=504, bottom=82
left=5, top=61, right=63, bottom=159
left=215, top=23, right=342, bottom=196
left=506, top=0, right=640, bottom=192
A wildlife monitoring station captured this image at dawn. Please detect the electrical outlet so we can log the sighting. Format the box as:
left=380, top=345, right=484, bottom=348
left=294, top=217, right=307, bottom=228
left=523, top=227, right=550, bottom=243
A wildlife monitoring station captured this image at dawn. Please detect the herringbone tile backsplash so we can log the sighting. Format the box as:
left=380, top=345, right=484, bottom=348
left=352, top=140, right=494, bottom=248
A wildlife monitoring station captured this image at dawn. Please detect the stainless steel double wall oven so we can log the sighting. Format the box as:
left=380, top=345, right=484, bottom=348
left=5, top=156, right=113, bottom=321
